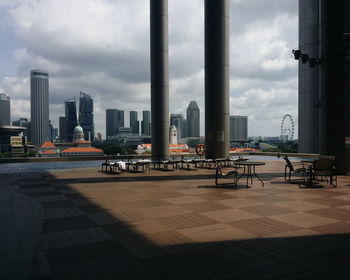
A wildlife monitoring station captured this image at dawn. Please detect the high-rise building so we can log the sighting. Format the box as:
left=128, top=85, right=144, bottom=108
left=182, top=119, right=188, bottom=138
left=130, top=111, right=139, bottom=134
left=170, top=114, right=184, bottom=139
left=0, top=93, right=10, bottom=125
left=49, top=120, right=58, bottom=142
left=186, top=101, right=200, bottom=137
left=65, top=98, right=77, bottom=142
left=30, top=70, right=49, bottom=145
left=230, top=116, right=248, bottom=142
left=59, top=116, right=67, bottom=141
left=106, top=109, right=124, bottom=139
left=142, top=110, right=151, bottom=136
left=79, top=92, right=94, bottom=141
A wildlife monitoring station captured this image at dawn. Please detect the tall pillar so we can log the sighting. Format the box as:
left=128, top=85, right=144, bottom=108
left=205, top=0, right=230, bottom=159
left=298, top=0, right=320, bottom=154
left=150, top=0, right=169, bottom=160
left=319, top=0, right=350, bottom=173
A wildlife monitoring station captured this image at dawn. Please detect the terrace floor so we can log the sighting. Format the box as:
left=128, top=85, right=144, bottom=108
left=2, top=160, right=350, bottom=279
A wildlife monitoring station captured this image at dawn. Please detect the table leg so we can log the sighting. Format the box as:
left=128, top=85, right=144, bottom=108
left=252, top=166, right=264, bottom=187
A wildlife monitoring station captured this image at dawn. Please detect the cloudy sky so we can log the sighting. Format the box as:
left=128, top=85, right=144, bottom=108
left=0, top=0, right=298, bottom=139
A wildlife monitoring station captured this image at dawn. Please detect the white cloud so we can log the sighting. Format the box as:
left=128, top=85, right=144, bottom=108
left=0, top=0, right=298, bottom=138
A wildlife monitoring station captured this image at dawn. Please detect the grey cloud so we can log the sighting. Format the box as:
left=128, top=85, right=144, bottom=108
left=1, top=0, right=299, bottom=137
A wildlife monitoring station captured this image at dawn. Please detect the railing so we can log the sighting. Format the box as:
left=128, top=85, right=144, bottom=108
left=0, top=151, right=334, bottom=164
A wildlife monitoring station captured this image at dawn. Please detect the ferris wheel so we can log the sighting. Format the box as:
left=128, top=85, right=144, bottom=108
left=280, top=114, right=295, bottom=141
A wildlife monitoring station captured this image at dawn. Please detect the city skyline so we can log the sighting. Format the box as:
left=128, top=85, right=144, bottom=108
left=0, top=0, right=298, bottom=138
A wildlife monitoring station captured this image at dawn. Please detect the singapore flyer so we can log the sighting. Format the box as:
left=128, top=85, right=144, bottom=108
left=280, top=114, right=295, bottom=141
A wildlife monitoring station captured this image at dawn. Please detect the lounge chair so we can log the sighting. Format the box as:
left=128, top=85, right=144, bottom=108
left=283, top=156, right=308, bottom=183
left=102, top=160, right=122, bottom=174
left=214, top=159, right=239, bottom=186
left=312, top=158, right=337, bottom=187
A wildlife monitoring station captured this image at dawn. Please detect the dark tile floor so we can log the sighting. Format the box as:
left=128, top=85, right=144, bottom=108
left=4, top=160, right=350, bottom=279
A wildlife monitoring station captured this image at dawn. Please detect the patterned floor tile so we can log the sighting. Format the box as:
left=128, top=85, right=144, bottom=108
left=242, top=204, right=295, bottom=217
left=271, top=212, right=339, bottom=228
left=201, top=208, right=261, bottom=223
left=178, top=223, right=256, bottom=243
left=228, top=217, right=301, bottom=236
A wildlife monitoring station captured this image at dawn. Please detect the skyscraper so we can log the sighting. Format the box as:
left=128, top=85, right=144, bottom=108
left=65, top=98, right=77, bottom=142
left=106, top=109, right=124, bottom=139
left=30, top=70, right=49, bottom=145
left=230, top=116, right=248, bottom=142
left=79, top=91, right=94, bottom=141
left=0, top=93, right=10, bottom=125
left=130, top=111, right=139, bottom=134
left=182, top=119, right=188, bottom=138
left=170, top=114, right=184, bottom=139
left=142, top=110, right=151, bottom=136
left=59, top=116, right=67, bottom=142
left=186, top=101, right=200, bottom=137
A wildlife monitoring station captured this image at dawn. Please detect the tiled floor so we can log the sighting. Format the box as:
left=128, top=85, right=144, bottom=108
left=6, top=159, right=350, bottom=279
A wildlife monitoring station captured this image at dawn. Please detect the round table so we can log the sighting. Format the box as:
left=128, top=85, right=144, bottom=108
left=235, top=161, right=266, bottom=187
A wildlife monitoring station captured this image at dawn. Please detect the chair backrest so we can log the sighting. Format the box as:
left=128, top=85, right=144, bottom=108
left=283, top=156, right=294, bottom=171
left=213, top=159, right=223, bottom=175
left=314, top=158, right=334, bottom=170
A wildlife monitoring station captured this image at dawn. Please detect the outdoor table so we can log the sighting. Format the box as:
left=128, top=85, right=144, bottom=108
left=301, top=159, right=316, bottom=183
left=235, top=161, right=266, bottom=187
left=126, top=160, right=151, bottom=172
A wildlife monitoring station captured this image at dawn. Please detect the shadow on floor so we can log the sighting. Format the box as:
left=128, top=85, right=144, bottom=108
left=13, top=171, right=350, bottom=280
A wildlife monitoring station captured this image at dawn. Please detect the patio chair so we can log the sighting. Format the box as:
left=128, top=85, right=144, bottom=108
left=312, top=158, right=337, bottom=187
left=283, top=156, right=308, bottom=183
left=102, top=160, right=122, bottom=174
left=214, top=159, right=239, bottom=186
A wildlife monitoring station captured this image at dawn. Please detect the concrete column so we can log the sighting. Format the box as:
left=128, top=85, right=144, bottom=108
left=150, top=0, right=169, bottom=160
left=205, top=0, right=230, bottom=159
left=319, top=0, right=350, bottom=173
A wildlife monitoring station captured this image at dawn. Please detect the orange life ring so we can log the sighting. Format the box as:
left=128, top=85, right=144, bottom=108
left=195, top=144, right=206, bottom=157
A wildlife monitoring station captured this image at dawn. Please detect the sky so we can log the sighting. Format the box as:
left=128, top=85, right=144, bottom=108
left=0, top=0, right=298, bottom=139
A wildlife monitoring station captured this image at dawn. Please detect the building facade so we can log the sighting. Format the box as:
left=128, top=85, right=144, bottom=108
left=12, top=118, right=31, bottom=141
left=65, top=98, right=77, bottom=142
left=0, top=93, right=10, bottom=126
left=169, top=125, right=178, bottom=145
left=186, top=101, right=200, bottom=137
left=106, top=109, right=124, bottom=139
left=79, top=91, right=94, bottom=141
left=30, top=70, right=49, bottom=146
left=298, top=0, right=350, bottom=173
left=230, top=116, right=248, bottom=142
left=170, top=114, right=184, bottom=139
left=130, top=111, right=139, bottom=134
left=142, top=110, right=151, bottom=136
left=59, top=116, right=67, bottom=142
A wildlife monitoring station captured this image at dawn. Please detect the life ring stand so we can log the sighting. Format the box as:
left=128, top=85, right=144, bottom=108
left=195, top=144, right=206, bottom=157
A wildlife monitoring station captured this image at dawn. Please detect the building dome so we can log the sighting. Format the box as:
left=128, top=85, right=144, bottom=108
left=73, top=124, right=85, bottom=143
left=74, top=125, right=83, bottom=134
